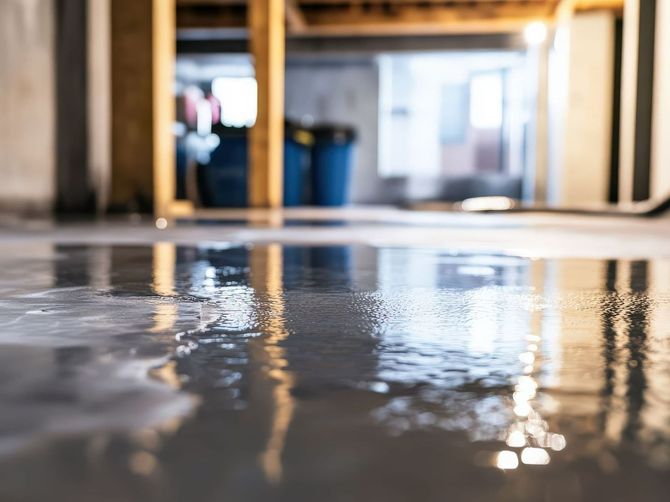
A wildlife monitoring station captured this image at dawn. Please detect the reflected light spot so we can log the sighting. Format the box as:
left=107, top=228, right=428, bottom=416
left=369, top=382, right=390, bottom=394
left=155, top=217, right=168, bottom=230
left=131, top=429, right=161, bottom=450
left=129, top=451, right=158, bottom=476
left=516, top=376, right=538, bottom=393
left=456, top=265, right=496, bottom=277
left=461, top=196, right=514, bottom=212
left=514, top=403, right=532, bottom=417
left=549, top=434, right=567, bottom=451
left=496, top=450, right=519, bottom=470
left=521, top=447, right=550, bottom=465
left=519, top=352, right=535, bottom=365
left=149, top=360, right=182, bottom=390
left=507, top=430, right=526, bottom=448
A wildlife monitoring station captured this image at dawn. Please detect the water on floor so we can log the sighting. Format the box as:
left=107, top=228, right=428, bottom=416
left=0, top=243, right=668, bottom=501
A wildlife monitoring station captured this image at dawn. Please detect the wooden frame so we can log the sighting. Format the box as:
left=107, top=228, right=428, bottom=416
left=248, top=0, right=285, bottom=208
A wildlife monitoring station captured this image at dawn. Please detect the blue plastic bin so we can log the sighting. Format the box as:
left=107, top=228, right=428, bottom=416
left=197, top=128, right=248, bottom=207
left=310, top=125, right=356, bottom=207
left=176, top=141, right=188, bottom=200
left=283, top=124, right=312, bottom=206
left=198, top=124, right=311, bottom=208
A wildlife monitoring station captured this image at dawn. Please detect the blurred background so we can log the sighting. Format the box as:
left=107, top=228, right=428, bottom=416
left=0, top=0, right=667, bottom=218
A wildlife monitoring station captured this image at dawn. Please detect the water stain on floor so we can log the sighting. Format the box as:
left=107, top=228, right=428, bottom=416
left=0, top=243, right=668, bottom=501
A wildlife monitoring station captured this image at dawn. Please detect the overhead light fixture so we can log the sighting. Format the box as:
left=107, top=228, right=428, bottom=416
left=524, top=21, right=548, bottom=46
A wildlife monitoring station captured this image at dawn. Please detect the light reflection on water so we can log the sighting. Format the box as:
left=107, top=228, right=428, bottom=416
left=0, top=244, right=669, bottom=501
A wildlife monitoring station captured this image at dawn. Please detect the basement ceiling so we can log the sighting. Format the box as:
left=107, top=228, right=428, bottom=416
left=176, top=0, right=562, bottom=35
left=176, top=0, right=623, bottom=36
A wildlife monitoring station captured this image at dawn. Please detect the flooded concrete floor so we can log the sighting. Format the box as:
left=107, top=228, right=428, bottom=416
left=1, top=218, right=670, bottom=501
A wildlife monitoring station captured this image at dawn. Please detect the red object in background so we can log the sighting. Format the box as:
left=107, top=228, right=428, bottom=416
left=207, top=93, right=221, bottom=125
left=183, top=86, right=202, bottom=128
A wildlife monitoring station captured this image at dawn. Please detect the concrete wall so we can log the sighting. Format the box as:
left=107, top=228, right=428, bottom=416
left=87, top=0, right=111, bottom=213
left=554, top=11, right=614, bottom=205
left=618, top=0, right=639, bottom=202
left=0, top=0, right=55, bottom=213
left=651, top=0, right=670, bottom=199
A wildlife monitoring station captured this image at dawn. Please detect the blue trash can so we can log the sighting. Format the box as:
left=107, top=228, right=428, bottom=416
left=284, top=123, right=312, bottom=206
left=310, top=125, right=356, bottom=206
left=197, top=126, right=248, bottom=207
left=198, top=123, right=311, bottom=208
left=175, top=140, right=188, bottom=200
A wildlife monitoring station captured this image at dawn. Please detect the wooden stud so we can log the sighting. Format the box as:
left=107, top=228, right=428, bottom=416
left=178, top=2, right=558, bottom=36
left=110, top=0, right=154, bottom=211
left=248, top=0, right=285, bottom=208
left=153, top=0, right=177, bottom=218
left=111, top=0, right=180, bottom=217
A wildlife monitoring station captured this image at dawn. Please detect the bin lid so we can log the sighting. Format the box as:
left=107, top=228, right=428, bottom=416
left=285, top=120, right=314, bottom=146
left=311, top=124, right=357, bottom=144
left=212, top=123, right=249, bottom=138
left=211, top=121, right=316, bottom=145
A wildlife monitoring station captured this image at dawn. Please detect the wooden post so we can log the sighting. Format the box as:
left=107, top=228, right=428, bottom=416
left=248, top=0, right=285, bottom=208
left=152, top=0, right=177, bottom=218
left=110, top=0, right=176, bottom=216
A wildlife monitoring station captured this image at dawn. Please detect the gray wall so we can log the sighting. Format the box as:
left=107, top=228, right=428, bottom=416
left=285, top=59, right=404, bottom=205
left=0, top=0, right=55, bottom=214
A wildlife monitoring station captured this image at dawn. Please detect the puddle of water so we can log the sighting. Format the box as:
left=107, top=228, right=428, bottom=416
left=0, top=243, right=669, bottom=501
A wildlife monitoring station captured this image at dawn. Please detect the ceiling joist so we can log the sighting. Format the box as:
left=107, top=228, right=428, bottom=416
left=176, top=0, right=622, bottom=37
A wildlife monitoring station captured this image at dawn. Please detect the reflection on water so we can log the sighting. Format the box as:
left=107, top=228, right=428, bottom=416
left=0, top=243, right=669, bottom=501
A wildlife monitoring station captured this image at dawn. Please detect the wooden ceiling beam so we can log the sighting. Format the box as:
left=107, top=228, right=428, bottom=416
left=298, top=3, right=555, bottom=36
left=296, top=0, right=553, bottom=4
left=555, top=0, right=624, bottom=18
left=177, top=5, right=246, bottom=28
left=286, top=0, right=308, bottom=33
left=178, top=2, right=558, bottom=35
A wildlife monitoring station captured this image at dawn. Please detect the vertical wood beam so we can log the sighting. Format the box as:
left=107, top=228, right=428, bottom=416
left=110, top=0, right=175, bottom=215
left=153, top=0, right=177, bottom=217
left=111, top=0, right=153, bottom=211
left=248, top=0, right=285, bottom=208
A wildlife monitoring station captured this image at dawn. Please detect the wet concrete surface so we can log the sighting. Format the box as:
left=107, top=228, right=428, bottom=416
left=0, top=233, right=669, bottom=501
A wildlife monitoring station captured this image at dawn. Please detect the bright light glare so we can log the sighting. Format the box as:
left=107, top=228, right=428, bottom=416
left=514, top=402, right=532, bottom=417
left=549, top=434, right=567, bottom=451
left=496, top=450, right=519, bottom=470
left=470, top=73, right=503, bottom=129
left=521, top=447, right=551, bottom=465
left=518, top=351, right=535, bottom=365
left=507, top=430, right=527, bottom=448
left=461, top=196, right=513, bottom=212
left=524, top=22, right=548, bottom=46
left=212, top=77, right=258, bottom=127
